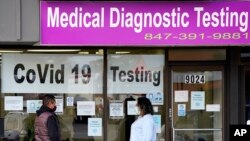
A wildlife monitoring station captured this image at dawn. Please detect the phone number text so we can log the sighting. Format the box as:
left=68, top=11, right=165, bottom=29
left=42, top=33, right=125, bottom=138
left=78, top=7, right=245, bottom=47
left=144, top=32, right=248, bottom=40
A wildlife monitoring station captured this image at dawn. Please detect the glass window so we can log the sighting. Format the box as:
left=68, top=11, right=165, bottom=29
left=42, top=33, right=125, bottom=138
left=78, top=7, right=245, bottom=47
left=107, top=49, right=166, bottom=141
left=0, top=50, right=104, bottom=141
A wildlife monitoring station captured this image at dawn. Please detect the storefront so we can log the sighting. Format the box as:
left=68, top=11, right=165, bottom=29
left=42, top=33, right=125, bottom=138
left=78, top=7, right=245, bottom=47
left=0, top=1, right=249, bottom=141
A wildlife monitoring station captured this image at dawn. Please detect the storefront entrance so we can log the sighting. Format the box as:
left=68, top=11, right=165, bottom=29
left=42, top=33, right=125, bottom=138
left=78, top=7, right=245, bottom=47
left=171, top=66, right=224, bottom=141
left=0, top=48, right=227, bottom=141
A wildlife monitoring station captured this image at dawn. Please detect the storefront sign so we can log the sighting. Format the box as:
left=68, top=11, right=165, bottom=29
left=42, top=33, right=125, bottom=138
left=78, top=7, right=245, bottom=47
left=108, top=55, right=164, bottom=94
left=41, top=1, right=250, bottom=45
left=1, top=54, right=103, bottom=94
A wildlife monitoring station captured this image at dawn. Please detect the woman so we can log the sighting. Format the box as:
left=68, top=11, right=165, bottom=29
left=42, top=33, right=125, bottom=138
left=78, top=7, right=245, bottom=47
left=130, top=97, right=156, bottom=141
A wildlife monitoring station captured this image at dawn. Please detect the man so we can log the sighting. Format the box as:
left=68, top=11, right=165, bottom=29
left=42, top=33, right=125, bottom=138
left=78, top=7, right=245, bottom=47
left=35, top=94, right=61, bottom=141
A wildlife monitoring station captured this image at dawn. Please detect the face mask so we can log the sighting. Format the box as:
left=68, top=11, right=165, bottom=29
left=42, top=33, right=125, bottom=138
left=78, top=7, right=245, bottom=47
left=52, top=106, right=57, bottom=112
left=135, top=106, right=140, bottom=115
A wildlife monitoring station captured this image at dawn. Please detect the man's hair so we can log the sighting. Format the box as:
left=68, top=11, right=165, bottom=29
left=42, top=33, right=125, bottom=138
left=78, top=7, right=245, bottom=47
left=43, top=94, right=55, bottom=106
left=137, top=97, right=154, bottom=115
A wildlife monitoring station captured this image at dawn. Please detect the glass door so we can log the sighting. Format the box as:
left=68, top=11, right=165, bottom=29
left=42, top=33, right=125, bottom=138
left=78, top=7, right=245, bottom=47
left=171, top=66, right=223, bottom=141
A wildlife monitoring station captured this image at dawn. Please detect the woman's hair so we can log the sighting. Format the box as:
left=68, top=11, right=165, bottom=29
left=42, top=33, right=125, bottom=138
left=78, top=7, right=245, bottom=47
left=137, top=97, right=154, bottom=115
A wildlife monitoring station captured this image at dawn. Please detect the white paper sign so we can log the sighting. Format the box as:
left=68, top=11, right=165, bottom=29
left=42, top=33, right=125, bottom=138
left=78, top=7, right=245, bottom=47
left=191, top=91, right=205, bottom=110
left=127, top=101, right=138, bottom=115
left=175, top=90, right=189, bottom=102
left=88, top=118, right=102, bottom=136
left=206, top=104, right=220, bottom=112
left=108, top=55, right=164, bottom=94
left=66, top=97, right=74, bottom=106
left=4, top=96, right=23, bottom=111
left=2, top=54, right=103, bottom=94
left=77, top=101, right=95, bottom=116
left=110, top=102, right=124, bottom=117
left=27, top=100, right=42, bottom=113
left=55, top=97, right=64, bottom=113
